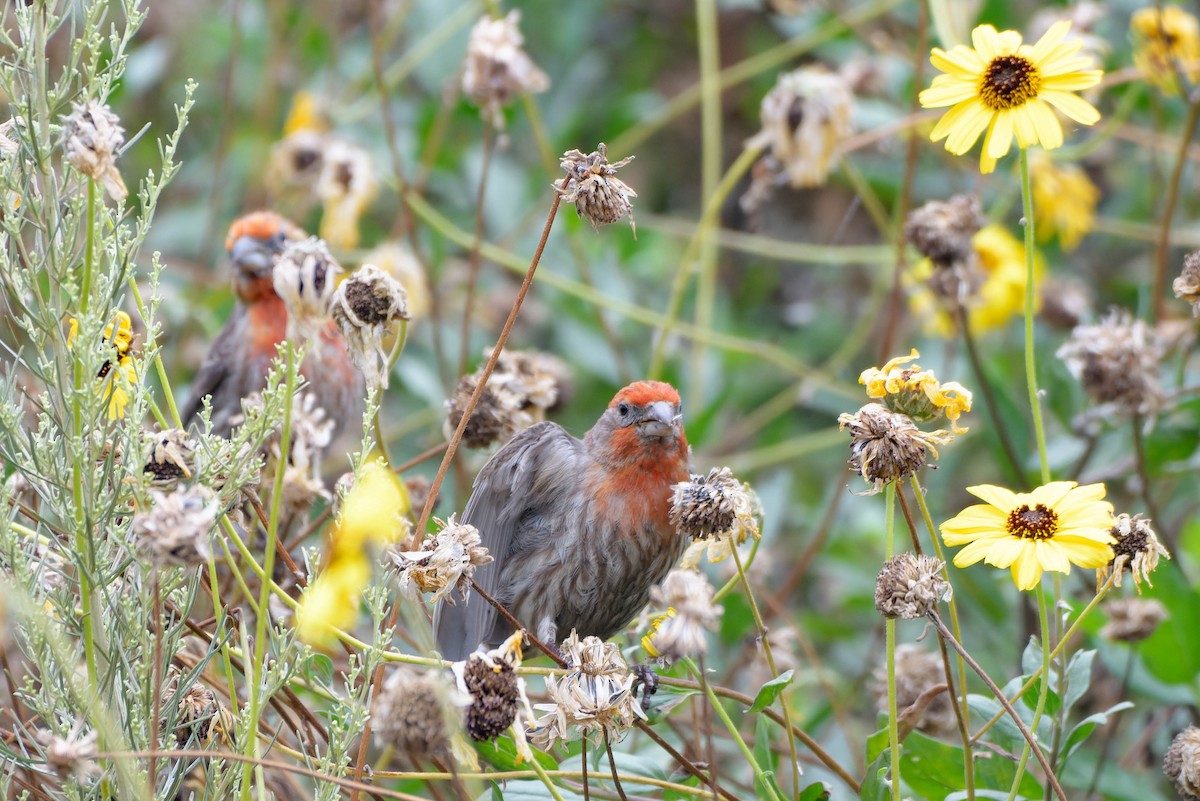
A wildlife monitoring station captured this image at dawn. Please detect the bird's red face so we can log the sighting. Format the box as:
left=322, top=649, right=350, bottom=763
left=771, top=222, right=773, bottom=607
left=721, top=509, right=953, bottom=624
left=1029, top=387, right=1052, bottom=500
left=224, top=211, right=305, bottom=301
left=600, top=381, right=688, bottom=466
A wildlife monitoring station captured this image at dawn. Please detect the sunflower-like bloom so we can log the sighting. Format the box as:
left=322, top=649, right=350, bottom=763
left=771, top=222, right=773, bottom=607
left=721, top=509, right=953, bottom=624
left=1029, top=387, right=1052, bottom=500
left=859, top=349, right=973, bottom=433
left=1132, top=6, right=1200, bottom=94
left=919, top=22, right=1103, bottom=174
left=67, top=310, right=138, bottom=420
left=940, top=481, right=1115, bottom=591
left=1030, top=154, right=1099, bottom=250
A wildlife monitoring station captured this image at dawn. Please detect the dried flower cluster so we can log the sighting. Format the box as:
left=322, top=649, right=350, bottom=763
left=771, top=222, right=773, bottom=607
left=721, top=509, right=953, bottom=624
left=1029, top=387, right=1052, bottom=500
left=372, top=666, right=466, bottom=759
left=839, top=404, right=949, bottom=493
left=530, top=631, right=647, bottom=748
left=745, top=66, right=854, bottom=190
left=1165, top=726, right=1200, bottom=800
left=273, top=236, right=343, bottom=341
left=132, top=486, right=220, bottom=568
left=444, top=349, right=567, bottom=448
left=35, top=726, right=100, bottom=782
left=452, top=631, right=534, bottom=748
left=1101, top=597, right=1168, bottom=643
left=1057, top=308, right=1164, bottom=416
left=905, top=194, right=985, bottom=268
left=330, top=263, right=409, bottom=390
left=143, top=428, right=197, bottom=485
left=168, top=672, right=235, bottom=748
left=672, top=467, right=761, bottom=567
left=555, top=143, right=638, bottom=233
left=643, top=569, right=722, bottom=660
left=859, top=349, right=972, bottom=433
left=874, top=553, right=951, bottom=619
left=317, top=140, right=379, bottom=251
left=62, top=101, right=127, bottom=200
left=1095, top=513, right=1170, bottom=592
left=1176, top=250, right=1200, bottom=316
left=390, top=515, right=492, bottom=604
left=462, top=11, right=549, bottom=128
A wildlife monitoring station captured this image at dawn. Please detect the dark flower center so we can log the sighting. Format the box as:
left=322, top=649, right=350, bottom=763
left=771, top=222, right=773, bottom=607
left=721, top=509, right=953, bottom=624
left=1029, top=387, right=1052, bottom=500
left=979, top=54, right=1041, bottom=110
left=1007, top=503, right=1058, bottom=540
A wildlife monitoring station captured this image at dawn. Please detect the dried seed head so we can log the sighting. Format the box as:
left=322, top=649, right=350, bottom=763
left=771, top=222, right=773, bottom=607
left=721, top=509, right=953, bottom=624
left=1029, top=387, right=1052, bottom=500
left=645, top=569, right=722, bottom=661
left=143, top=428, right=197, bottom=485
left=1101, top=597, right=1168, bottom=643
left=35, top=727, right=100, bottom=782
left=1096, top=513, right=1170, bottom=592
left=531, top=630, right=646, bottom=748
left=838, top=404, right=948, bottom=493
left=170, top=677, right=235, bottom=748
left=362, top=242, right=431, bottom=320
left=746, top=67, right=853, bottom=188
left=1165, top=726, right=1200, bottom=800
left=555, top=143, right=638, bottom=233
left=273, top=236, right=343, bottom=341
left=670, top=467, right=757, bottom=541
left=390, top=514, right=492, bottom=604
left=1056, top=308, right=1164, bottom=415
left=265, top=129, right=327, bottom=210
left=875, top=553, right=951, bottom=619
left=460, top=655, right=520, bottom=741
left=372, top=666, right=465, bottom=759
left=1039, top=276, right=1092, bottom=330
left=317, top=140, right=379, bottom=250
left=330, top=263, right=409, bottom=390
left=1176, top=250, right=1200, bottom=317
left=132, top=486, right=220, bottom=568
left=62, top=101, right=127, bottom=200
left=444, top=372, right=535, bottom=449
left=905, top=195, right=984, bottom=267
left=873, top=645, right=957, bottom=738
left=462, top=10, right=549, bottom=129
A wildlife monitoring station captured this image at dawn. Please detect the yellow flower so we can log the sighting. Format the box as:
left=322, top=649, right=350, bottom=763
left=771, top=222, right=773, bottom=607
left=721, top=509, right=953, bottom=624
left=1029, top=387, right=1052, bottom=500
left=1132, top=5, right=1200, bottom=94
left=940, top=481, right=1115, bottom=591
left=859, top=348, right=973, bottom=433
left=920, top=21, right=1103, bottom=173
left=907, top=224, right=1043, bottom=336
left=1030, top=154, right=1098, bottom=250
left=294, top=553, right=371, bottom=648
left=283, top=90, right=327, bottom=135
left=335, top=457, right=411, bottom=556
left=67, top=310, right=137, bottom=420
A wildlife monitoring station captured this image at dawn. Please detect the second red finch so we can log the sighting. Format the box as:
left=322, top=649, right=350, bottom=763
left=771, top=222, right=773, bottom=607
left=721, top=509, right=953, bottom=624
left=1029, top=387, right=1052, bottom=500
left=181, top=211, right=364, bottom=437
left=434, top=380, right=691, bottom=661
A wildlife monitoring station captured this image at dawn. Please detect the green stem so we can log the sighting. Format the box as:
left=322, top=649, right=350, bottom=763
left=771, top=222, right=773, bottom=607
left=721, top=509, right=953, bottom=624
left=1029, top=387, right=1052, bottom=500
left=1018, top=148, right=1051, bottom=484
left=127, top=277, right=183, bottom=428
left=239, top=345, right=297, bottom=801
left=884, top=483, right=901, bottom=801
left=82, top=178, right=96, bottom=313
left=1152, top=94, right=1200, bottom=323
left=690, top=0, right=721, bottom=399
left=1008, top=583, right=1052, bottom=801
left=683, top=657, right=784, bottom=801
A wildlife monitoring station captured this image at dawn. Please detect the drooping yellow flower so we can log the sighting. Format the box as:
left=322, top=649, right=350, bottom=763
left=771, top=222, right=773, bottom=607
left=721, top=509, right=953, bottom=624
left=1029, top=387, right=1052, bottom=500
left=294, top=553, right=371, bottom=649
left=941, top=481, right=1115, bottom=591
left=283, top=90, right=328, bottom=136
left=907, top=224, right=1044, bottom=336
left=334, top=457, right=411, bottom=556
left=920, top=21, right=1103, bottom=173
left=859, top=349, right=973, bottom=433
left=1030, top=154, right=1098, bottom=250
left=67, top=310, right=138, bottom=420
left=1132, top=5, right=1200, bottom=94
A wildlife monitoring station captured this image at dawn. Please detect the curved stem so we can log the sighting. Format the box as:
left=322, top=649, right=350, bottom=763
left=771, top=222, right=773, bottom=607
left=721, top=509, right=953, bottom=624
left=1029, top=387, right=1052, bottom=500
left=1018, top=148, right=1051, bottom=484
left=884, top=483, right=901, bottom=801
left=956, top=305, right=1025, bottom=486
left=1007, top=584, right=1053, bottom=801
left=1152, top=94, right=1200, bottom=322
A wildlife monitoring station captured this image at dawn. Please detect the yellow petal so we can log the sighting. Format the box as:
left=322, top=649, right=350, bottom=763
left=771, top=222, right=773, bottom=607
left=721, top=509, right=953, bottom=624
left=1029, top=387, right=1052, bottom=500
left=1011, top=548, right=1044, bottom=591
left=336, top=458, right=411, bottom=553
left=1012, top=107, right=1040, bottom=149
left=980, top=536, right=1026, bottom=568
left=1025, top=100, right=1064, bottom=150
left=1039, top=90, right=1101, bottom=125
left=1051, top=535, right=1114, bottom=568
left=1035, top=540, right=1072, bottom=574
left=1028, top=480, right=1079, bottom=509
left=966, top=484, right=1020, bottom=510
left=1029, top=20, right=1071, bottom=63
left=986, top=110, right=1015, bottom=159
left=920, top=77, right=981, bottom=108
left=930, top=99, right=992, bottom=150
left=931, top=46, right=985, bottom=77
left=295, top=555, right=371, bottom=647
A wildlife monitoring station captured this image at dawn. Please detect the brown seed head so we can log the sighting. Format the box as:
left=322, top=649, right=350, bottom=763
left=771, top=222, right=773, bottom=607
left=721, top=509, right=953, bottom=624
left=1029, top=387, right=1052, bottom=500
left=838, top=404, right=947, bottom=493
left=874, top=552, right=950, bottom=619
left=905, top=195, right=984, bottom=267
left=1165, top=726, right=1200, bottom=800
left=555, top=143, right=638, bottom=233
left=1057, top=308, right=1164, bottom=415
left=1176, top=250, right=1200, bottom=317
left=1101, top=597, right=1168, bottom=643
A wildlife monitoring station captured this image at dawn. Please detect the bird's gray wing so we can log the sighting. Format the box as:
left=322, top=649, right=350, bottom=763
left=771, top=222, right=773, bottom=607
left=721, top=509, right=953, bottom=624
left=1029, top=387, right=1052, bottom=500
left=433, top=421, right=584, bottom=661
left=179, top=304, right=247, bottom=434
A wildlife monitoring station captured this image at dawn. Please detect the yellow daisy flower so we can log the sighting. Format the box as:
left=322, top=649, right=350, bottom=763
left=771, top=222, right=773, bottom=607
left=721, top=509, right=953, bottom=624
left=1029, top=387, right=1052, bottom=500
left=1030, top=154, right=1098, bottom=250
left=67, top=310, right=138, bottom=420
left=1132, top=5, right=1200, bottom=94
left=940, top=481, right=1115, bottom=591
left=294, top=553, right=371, bottom=648
left=334, top=457, right=411, bottom=555
left=920, top=21, right=1103, bottom=173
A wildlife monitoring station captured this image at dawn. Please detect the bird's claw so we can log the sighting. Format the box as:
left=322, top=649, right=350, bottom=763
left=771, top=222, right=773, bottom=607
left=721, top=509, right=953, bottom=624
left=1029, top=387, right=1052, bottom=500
left=630, top=663, right=659, bottom=703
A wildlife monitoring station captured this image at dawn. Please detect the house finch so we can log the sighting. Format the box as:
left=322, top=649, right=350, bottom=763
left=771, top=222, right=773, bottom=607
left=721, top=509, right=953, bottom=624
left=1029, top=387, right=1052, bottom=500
left=180, top=211, right=364, bottom=437
left=434, top=380, right=691, bottom=661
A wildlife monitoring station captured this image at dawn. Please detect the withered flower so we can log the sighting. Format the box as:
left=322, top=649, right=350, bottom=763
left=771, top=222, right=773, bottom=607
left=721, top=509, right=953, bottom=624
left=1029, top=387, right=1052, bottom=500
left=555, top=143, right=638, bottom=233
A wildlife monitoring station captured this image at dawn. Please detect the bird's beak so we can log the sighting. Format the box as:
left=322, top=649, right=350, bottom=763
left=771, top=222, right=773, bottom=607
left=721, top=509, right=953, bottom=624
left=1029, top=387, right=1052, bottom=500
left=229, top=235, right=277, bottom=279
left=637, top=400, right=679, bottom=439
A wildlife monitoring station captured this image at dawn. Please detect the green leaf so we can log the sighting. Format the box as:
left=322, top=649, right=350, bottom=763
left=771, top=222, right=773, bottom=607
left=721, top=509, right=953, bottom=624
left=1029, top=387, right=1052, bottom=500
left=485, top=781, right=586, bottom=801
left=1135, top=561, right=1200, bottom=686
left=859, top=751, right=890, bottom=801
left=1058, top=701, right=1133, bottom=766
left=308, top=653, right=333, bottom=686
left=902, top=731, right=1043, bottom=800
left=799, top=782, right=832, bottom=801
left=1061, top=649, right=1096, bottom=715
left=754, top=713, right=785, bottom=801
left=746, top=669, right=795, bottom=713
left=474, top=734, right=557, bottom=773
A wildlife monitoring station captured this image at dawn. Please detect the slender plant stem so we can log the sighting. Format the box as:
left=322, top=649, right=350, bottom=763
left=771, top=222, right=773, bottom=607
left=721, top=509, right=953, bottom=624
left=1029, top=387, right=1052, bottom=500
left=1152, top=94, right=1200, bottom=322
left=582, top=739, right=590, bottom=801
left=603, top=730, right=629, bottom=801
left=928, top=612, right=1068, bottom=801
left=1018, top=148, right=1051, bottom=484
left=884, top=483, right=901, bottom=801
left=239, top=345, right=297, bottom=801
left=81, top=178, right=96, bottom=314
left=459, top=119, right=495, bottom=377
left=1007, top=584, right=1053, bottom=801
left=691, top=0, right=722, bottom=398
left=956, top=305, right=1025, bottom=486
left=148, top=576, right=163, bottom=794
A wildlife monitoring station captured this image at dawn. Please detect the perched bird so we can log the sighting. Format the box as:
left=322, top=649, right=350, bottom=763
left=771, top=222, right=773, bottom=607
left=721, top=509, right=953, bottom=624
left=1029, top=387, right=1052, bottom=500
left=180, top=211, right=363, bottom=437
left=434, top=380, right=691, bottom=662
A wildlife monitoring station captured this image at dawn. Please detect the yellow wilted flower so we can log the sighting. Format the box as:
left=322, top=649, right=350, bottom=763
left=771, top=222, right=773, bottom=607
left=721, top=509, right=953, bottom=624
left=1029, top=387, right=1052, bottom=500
left=335, top=458, right=411, bottom=556
left=1030, top=154, right=1098, bottom=250
left=283, top=91, right=328, bottom=136
left=919, top=22, right=1102, bottom=173
left=294, top=554, right=371, bottom=648
left=67, top=310, right=137, bottom=420
left=859, top=349, right=973, bottom=433
left=1132, top=5, right=1200, bottom=94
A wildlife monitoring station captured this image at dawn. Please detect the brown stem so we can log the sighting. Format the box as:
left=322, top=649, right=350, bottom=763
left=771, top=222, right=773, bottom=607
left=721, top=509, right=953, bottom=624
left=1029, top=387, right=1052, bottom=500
left=248, top=492, right=306, bottom=586
left=928, top=612, right=1068, bottom=801
left=633, top=720, right=739, bottom=801
left=349, top=194, right=562, bottom=801
left=895, top=484, right=923, bottom=554
left=1152, top=93, right=1200, bottom=322
left=582, top=738, right=590, bottom=801
left=393, top=441, right=450, bottom=475
left=149, top=577, right=163, bottom=792
left=956, top=304, right=1026, bottom=487
left=603, top=729, right=629, bottom=801
left=934, top=624, right=975, bottom=800
left=468, top=577, right=565, bottom=667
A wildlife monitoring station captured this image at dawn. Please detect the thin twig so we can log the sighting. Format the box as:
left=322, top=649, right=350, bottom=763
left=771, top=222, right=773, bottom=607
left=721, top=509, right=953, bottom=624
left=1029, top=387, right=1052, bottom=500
left=459, top=120, right=495, bottom=376
left=956, top=304, right=1025, bottom=486
left=1152, top=93, right=1200, bottom=322
left=603, top=729, right=629, bottom=801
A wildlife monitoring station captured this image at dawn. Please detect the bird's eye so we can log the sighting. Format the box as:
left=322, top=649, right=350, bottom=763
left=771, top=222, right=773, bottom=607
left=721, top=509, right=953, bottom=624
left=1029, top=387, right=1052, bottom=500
left=617, top=402, right=630, bottom=417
